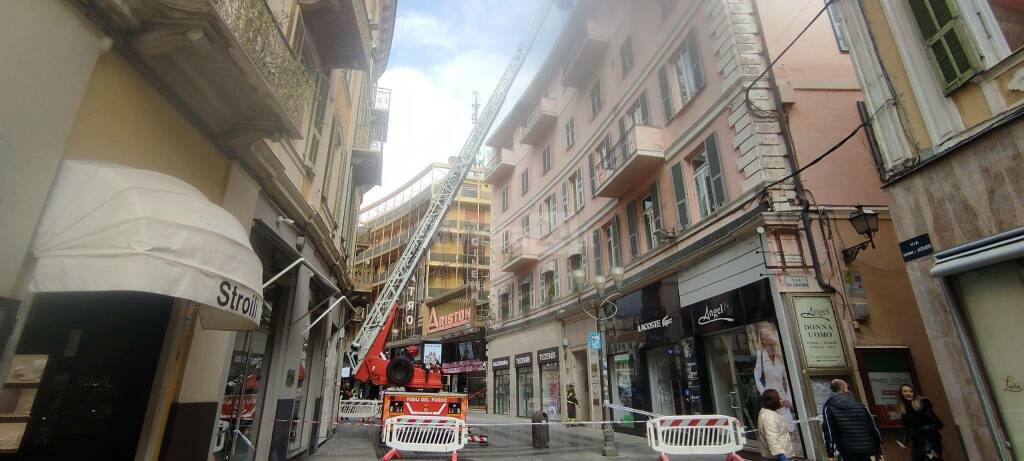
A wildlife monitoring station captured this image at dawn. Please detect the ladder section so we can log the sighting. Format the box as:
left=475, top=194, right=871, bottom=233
left=349, top=1, right=554, bottom=376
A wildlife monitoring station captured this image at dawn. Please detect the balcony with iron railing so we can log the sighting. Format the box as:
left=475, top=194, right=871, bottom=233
left=352, top=122, right=386, bottom=186
left=519, top=97, right=558, bottom=146
left=484, top=148, right=515, bottom=184
left=84, top=0, right=315, bottom=140
left=499, top=238, right=538, bottom=273
left=593, top=125, right=666, bottom=198
left=297, top=0, right=372, bottom=70
left=561, top=20, right=609, bottom=88
left=352, top=264, right=373, bottom=293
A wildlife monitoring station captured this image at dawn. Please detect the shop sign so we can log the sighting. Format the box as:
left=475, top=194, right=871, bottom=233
left=442, top=359, right=486, bottom=374
left=793, top=296, right=847, bottom=368
left=682, top=279, right=775, bottom=336
left=537, top=347, right=559, bottom=365
left=514, top=352, right=533, bottom=368
left=423, top=343, right=442, bottom=367
left=491, top=356, right=510, bottom=370
left=636, top=315, right=673, bottom=332
left=425, top=306, right=472, bottom=334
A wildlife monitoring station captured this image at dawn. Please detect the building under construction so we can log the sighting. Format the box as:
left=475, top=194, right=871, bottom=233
left=352, top=161, right=491, bottom=407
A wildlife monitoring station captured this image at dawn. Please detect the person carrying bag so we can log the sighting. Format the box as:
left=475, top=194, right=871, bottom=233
left=898, top=384, right=943, bottom=461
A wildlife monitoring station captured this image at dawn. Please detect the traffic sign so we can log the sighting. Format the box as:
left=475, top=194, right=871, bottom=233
left=588, top=331, right=601, bottom=350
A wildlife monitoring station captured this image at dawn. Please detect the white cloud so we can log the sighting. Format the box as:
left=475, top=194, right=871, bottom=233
left=393, top=12, right=458, bottom=52
left=362, top=1, right=559, bottom=206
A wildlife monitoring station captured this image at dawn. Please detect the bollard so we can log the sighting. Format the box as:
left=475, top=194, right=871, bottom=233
left=531, top=411, right=549, bottom=448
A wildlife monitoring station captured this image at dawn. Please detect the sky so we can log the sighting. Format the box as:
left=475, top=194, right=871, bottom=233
left=362, top=0, right=566, bottom=206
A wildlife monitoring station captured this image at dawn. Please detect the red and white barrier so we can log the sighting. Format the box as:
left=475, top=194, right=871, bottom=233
left=382, top=415, right=467, bottom=461
left=338, top=399, right=382, bottom=420
left=646, top=415, right=746, bottom=461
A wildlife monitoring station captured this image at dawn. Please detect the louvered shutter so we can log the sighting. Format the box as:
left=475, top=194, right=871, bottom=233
left=671, top=163, right=690, bottom=228
left=626, top=201, right=640, bottom=257
left=907, top=0, right=980, bottom=92
left=658, top=66, right=674, bottom=122
left=592, top=229, right=603, bottom=276
left=705, top=134, right=727, bottom=210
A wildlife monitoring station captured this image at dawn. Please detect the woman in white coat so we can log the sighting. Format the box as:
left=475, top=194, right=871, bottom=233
left=758, top=389, right=793, bottom=461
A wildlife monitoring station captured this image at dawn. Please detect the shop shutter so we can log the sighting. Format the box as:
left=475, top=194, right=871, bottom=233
left=907, top=0, right=980, bottom=92
left=705, top=134, right=727, bottom=210
left=626, top=201, right=640, bottom=257
left=671, top=162, right=690, bottom=228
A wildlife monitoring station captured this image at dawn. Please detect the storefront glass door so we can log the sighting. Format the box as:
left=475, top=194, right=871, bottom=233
left=494, top=370, right=510, bottom=414
left=646, top=347, right=678, bottom=416
left=540, top=363, right=561, bottom=419
left=516, top=367, right=533, bottom=417
left=704, top=328, right=762, bottom=446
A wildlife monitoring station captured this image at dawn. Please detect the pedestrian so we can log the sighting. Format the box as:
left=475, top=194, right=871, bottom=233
left=759, top=389, right=793, bottom=461
left=897, top=384, right=943, bottom=460
left=822, top=378, right=883, bottom=461
left=566, top=383, right=579, bottom=426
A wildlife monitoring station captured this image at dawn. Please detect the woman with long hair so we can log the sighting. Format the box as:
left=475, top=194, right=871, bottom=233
left=898, top=384, right=944, bottom=460
left=758, top=389, right=793, bottom=461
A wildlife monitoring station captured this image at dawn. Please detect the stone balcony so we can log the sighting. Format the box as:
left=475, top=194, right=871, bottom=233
left=499, top=238, right=538, bottom=273
left=85, top=0, right=317, bottom=140
left=562, top=20, right=609, bottom=88
left=484, top=148, right=515, bottom=184
left=519, top=97, right=558, bottom=146
left=297, top=0, right=371, bottom=70
left=593, top=125, right=665, bottom=198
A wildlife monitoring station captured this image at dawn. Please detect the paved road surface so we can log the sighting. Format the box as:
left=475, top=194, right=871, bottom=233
left=305, top=412, right=728, bottom=461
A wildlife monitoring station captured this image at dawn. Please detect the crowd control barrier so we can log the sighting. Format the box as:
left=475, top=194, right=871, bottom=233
left=646, top=415, right=746, bottom=461
left=381, top=415, right=467, bottom=461
left=338, top=399, right=381, bottom=420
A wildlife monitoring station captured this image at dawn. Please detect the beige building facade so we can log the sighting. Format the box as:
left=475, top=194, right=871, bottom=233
left=833, top=0, right=1024, bottom=459
left=0, top=0, right=394, bottom=459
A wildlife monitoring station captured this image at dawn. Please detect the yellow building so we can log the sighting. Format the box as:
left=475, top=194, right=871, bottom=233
left=353, top=162, right=491, bottom=405
left=0, top=0, right=394, bottom=458
left=833, top=1, right=1024, bottom=459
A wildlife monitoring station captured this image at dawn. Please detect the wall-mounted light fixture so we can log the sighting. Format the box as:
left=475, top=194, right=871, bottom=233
left=842, top=206, right=879, bottom=264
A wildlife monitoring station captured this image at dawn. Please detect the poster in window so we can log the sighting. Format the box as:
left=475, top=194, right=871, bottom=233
left=792, top=296, right=847, bottom=368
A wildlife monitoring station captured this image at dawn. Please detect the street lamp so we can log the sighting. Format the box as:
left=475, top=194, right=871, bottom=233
left=572, top=266, right=624, bottom=457
left=842, top=206, right=880, bottom=263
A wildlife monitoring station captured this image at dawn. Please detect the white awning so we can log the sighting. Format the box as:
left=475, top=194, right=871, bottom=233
left=28, top=160, right=263, bottom=330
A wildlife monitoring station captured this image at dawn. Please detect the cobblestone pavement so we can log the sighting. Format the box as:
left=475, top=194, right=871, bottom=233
left=303, top=412, right=728, bottom=461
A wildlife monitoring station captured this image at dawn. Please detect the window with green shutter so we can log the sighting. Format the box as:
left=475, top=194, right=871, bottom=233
left=908, top=0, right=980, bottom=93
left=626, top=201, right=640, bottom=257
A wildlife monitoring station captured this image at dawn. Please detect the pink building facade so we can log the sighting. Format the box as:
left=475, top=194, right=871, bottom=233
left=485, top=1, right=960, bottom=459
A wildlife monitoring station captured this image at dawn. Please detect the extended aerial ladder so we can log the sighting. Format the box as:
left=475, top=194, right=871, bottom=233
left=348, top=1, right=555, bottom=389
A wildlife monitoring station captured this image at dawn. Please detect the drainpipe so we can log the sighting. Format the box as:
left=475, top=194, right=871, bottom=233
left=750, top=0, right=837, bottom=294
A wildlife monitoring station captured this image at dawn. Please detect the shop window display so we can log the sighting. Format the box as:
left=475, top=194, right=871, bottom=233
left=217, top=300, right=275, bottom=461
left=516, top=366, right=534, bottom=417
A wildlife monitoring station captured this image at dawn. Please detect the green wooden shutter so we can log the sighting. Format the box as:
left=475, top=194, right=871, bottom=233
left=658, top=66, right=674, bottom=122
left=705, top=134, right=727, bottom=210
left=671, top=162, right=691, bottom=228
left=626, top=201, right=640, bottom=257
left=908, top=0, right=980, bottom=93
left=688, top=31, right=706, bottom=93
left=650, top=181, right=663, bottom=231
left=561, top=181, right=569, bottom=219
left=588, top=155, right=597, bottom=197
left=592, top=229, right=603, bottom=276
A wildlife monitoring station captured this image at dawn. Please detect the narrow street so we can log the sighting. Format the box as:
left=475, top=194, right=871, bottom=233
left=309, top=413, right=721, bottom=461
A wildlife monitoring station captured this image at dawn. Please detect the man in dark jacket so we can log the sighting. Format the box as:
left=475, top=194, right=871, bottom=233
left=822, top=379, right=882, bottom=461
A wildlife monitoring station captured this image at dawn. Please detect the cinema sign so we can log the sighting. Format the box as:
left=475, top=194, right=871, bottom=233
left=425, top=306, right=473, bottom=334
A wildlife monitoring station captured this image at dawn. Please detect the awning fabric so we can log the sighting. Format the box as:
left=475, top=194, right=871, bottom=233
left=28, top=160, right=263, bottom=330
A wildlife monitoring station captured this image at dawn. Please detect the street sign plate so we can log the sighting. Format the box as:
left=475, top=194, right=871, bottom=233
left=588, top=331, right=601, bottom=350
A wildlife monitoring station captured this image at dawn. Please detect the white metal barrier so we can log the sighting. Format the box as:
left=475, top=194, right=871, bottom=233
left=646, top=415, right=746, bottom=460
left=338, top=399, right=381, bottom=420
left=382, top=415, right=467, bottom=459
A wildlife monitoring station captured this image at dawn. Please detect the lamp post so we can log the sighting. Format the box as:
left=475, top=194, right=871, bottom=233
left=841, top=206, right=880, bottom=263
left=573, top=266, right=624, bottom=457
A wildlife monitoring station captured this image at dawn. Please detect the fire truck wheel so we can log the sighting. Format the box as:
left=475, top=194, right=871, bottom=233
left=386, top=356, right=414, bottom=386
